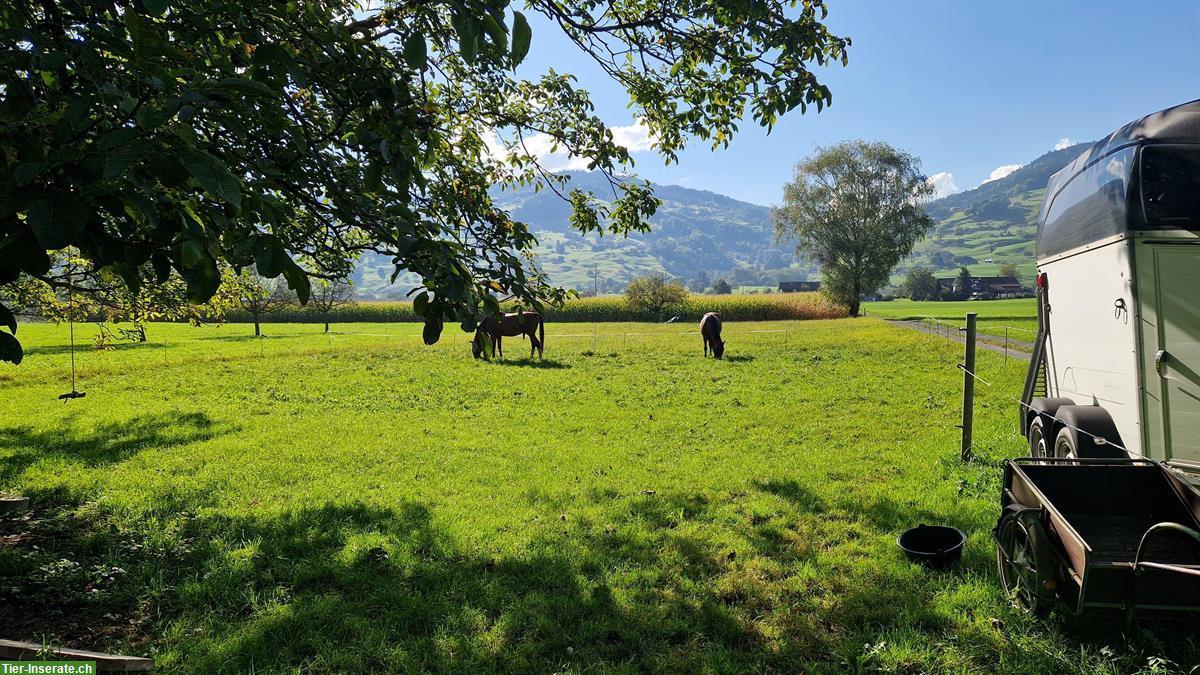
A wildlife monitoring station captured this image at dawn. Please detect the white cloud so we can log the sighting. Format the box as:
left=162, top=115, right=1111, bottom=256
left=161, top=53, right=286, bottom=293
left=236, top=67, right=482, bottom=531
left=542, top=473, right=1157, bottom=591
left=1054, top=137, right=1074, bottom=151
left=609, top=119, right=656, bottom=152
left=926, top=171, right=959, bottom=199
left=487, top=119, right=657, bottom=172
left=981, top=164, right=1022, bottom=184
left=516, top=134, right=594, bottom=171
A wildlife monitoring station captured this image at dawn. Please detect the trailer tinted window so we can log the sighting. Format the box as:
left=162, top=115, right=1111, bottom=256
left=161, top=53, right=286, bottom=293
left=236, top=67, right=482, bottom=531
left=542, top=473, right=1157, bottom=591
left=1037, top=146, right=1133, bottom=259
left=1141, top=145, right=1200, bottom=229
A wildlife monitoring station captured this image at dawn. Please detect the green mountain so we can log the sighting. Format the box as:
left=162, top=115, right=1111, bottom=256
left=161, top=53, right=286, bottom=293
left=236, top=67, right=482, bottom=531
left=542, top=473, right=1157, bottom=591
left=351, top=171, right=817, bottom=299
left=350, top=142, right=1095, bottom=299
left=903, top=142, right=1093, bottom=282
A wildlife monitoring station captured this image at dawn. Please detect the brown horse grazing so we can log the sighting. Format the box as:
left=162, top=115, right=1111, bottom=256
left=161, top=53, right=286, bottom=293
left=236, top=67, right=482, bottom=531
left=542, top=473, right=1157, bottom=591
left=700, top=311, right=725, bottom=359
left=472, top=312, right=545, bottom=359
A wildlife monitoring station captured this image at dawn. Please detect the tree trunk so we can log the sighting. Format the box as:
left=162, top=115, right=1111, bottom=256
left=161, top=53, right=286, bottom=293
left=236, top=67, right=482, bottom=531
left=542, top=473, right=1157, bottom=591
left=850, top=276, right=862, bottom=317
left=324, top=321, right=330, bottom=333
left=254, top=321, right=261, bottom=337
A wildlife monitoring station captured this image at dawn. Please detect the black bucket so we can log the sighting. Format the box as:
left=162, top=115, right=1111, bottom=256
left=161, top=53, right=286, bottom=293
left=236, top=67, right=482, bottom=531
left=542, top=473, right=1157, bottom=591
left=898, top=524, right=966, bottom=568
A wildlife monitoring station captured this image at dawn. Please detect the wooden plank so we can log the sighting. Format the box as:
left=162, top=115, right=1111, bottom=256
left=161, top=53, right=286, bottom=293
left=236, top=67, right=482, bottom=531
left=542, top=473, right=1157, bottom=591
left=0, top=639, right=154, bottom=671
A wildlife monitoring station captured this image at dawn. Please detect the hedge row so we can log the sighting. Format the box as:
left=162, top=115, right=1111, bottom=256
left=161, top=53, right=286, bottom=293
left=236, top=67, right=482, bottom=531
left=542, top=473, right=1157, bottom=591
left=226, top=292, right=847, bottom=324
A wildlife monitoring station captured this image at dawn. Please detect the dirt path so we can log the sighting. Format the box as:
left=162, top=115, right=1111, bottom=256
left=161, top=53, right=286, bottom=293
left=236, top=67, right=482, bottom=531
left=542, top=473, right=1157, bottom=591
left=888, top=320, right=1032, bottom=361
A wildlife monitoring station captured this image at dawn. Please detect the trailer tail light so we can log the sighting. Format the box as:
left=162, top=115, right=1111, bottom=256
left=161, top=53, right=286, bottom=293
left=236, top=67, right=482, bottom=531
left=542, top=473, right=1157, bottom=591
left=1036, top=273, right=1047, bottom=288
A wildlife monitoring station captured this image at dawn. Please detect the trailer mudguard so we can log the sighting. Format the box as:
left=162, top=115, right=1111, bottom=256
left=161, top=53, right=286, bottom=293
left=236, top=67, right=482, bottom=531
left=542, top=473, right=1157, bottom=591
left=1023, top=397, right=1076, bottom=437
left=1052, top=405, right=1127, bottom=459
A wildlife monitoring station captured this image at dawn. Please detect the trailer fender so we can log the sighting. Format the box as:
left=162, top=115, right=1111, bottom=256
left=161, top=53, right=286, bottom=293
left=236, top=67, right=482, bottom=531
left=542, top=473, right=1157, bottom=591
left=1022, top=397, right=1075, bottom=436
left=1051, top=405, right=1127, bottom=459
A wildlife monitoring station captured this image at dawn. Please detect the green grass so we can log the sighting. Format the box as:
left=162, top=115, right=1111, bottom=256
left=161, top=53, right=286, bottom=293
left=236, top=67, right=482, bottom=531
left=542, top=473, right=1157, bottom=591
left=862, top=298, right=1038, bottom=340
left=1, top=319, right=1193, bottom=672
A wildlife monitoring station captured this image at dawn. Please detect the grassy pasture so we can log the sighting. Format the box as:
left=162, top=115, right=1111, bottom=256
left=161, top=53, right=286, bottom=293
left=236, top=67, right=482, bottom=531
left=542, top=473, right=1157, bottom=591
left=863, top=298, right=1038, bottom=340
left=1, top=319, right=1194, bottom=672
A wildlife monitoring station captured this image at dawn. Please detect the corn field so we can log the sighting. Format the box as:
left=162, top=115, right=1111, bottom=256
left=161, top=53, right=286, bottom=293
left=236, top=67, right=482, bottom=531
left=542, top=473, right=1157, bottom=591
left=226, top=292, right=847, bottom=324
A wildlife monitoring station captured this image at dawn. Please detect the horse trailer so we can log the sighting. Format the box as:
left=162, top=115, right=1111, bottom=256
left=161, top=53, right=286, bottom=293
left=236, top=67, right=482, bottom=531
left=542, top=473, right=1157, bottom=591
left=1020, top=99, right=1200, bottom=468
left=996, top=100, right=1200, bottom=618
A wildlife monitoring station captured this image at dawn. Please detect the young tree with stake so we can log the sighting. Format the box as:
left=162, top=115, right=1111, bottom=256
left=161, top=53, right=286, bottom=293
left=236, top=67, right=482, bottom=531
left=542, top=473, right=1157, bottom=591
left=236, top=272, right=297, bottom=337
left=310, top=278, right=354, bottom=333
left=773, top=141, right=935, bottom=316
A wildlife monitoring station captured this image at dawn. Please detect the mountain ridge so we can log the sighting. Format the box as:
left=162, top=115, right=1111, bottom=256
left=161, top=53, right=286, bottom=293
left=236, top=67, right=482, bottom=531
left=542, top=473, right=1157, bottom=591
left=905, top=141, right=1093, bottom=281
left=350, top=142, right=1094, bottom=299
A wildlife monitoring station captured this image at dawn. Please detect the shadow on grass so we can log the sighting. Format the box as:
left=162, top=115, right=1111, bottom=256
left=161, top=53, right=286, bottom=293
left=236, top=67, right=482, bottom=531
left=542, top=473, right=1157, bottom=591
left=0, top=412, right=230, bottom=483
left=752, top=478, right=826, bottom=513
left=193, top=333, right=304, bottom=342
left=6, top=483, right=1199, bottom=672
left=723, top=354, right=756, bottom=363
left=22, top=342, right=168, bottom=357
left=488, top=358, right=571, bottom=369
left=1, top=492, right=759, bottom=672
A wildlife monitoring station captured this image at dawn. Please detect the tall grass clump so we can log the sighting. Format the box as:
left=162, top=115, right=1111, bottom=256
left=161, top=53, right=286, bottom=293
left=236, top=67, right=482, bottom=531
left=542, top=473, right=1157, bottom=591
left=227, top=292, right=846, bottom=324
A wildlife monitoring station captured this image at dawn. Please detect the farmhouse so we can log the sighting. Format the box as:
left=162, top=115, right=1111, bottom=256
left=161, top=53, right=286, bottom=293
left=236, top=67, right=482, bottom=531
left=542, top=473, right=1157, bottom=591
left=779, top=281, right=820, bottom=293
left=968, top=276, right=1028, bottom=299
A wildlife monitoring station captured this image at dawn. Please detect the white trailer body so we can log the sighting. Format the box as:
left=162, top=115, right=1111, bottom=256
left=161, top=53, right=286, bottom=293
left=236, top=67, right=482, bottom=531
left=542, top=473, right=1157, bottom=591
left=1040, top=236, right=1142, bottom=451
left=1022, top=100, right=1200, bottom=470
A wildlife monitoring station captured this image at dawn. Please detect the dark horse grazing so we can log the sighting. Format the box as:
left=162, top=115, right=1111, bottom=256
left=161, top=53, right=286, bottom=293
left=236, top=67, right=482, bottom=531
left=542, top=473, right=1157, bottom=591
left=700, top=311, right=725, bottom=359
left=472, top=312, right=545, bottom=359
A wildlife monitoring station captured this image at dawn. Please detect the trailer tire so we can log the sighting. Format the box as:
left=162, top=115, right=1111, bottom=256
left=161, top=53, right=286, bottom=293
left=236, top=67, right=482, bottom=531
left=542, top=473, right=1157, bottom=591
left=995, top=505, right=1057, bottom=615
left=1028, top=416, right=1051, bottom=457
left=1051, top=405, right=1126, bottom=459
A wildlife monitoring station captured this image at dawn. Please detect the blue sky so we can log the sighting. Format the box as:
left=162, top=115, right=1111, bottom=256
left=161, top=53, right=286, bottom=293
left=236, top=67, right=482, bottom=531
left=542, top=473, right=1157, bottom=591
left=516, top=0, right=1200, bottom=206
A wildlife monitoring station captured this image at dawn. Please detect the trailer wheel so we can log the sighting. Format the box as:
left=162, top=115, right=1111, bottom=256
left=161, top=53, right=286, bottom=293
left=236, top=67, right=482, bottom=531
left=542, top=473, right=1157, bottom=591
left=1052, top=427, right=1077, bottom=459
left=1028, top=416, right=1051, bottom=457
left=996, top=505, right=1057, bottom=615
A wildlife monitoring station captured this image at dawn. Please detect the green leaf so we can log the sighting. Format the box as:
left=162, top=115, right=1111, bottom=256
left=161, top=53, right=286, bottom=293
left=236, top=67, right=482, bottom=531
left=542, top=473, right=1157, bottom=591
left=27, top=198, right=88, bottom=249
left=254, top=236, right=286, bottom=277
left=124, top=10, right=146, bottom=51
left=98, top=127, right=141, bottom=151
left=152, top=254, right=172, bottom=282
left=0, top=330, right=22, bottom=365
left=482, top=14, right=507, bottom=52
left=103, top=143, right=153, bottom=179
left=202, top=78, right=276, bottom=100
left=38, top=51, right=69, bottom=71
left=413, top=291, right=429, bottom=315
left=0, top=303, right=16, bottom=334
left=13, top=162, right=47, bottom=186
left=452, top=13, right=477, bottom=65
left=180, top=147, right=242, bottom=210
left=136, top=101, right=181, bottom=129
left=461, top=34, right=477, bottom=65
left=422, top=317, right=442, bottom=345
left=511, top=12, right=531, bottom=66
left=0, top=232, right=52, bottom=276
left=403, top=33, right=426, bottom=70
left=251, top=44, right=297, bottom=75
left=179, top=249, right=220, bottom=302
left=281, top=258, right=310, bottom=305
left=141, top=0, right=168, bottom=16
left=363, top=161, right=382, bottom=192
left=181, top=238, right=206, bottom=268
